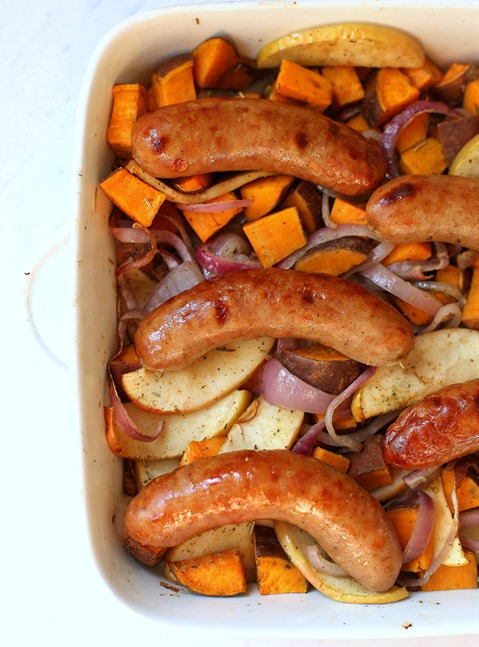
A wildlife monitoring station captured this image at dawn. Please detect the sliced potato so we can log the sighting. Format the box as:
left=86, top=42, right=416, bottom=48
left=105, top=389, right=252, bottom=459
left=164, top=523, right=255, bottom=583
left=257, top=23, right=425, bottom=69
left=449, top=132, right=479, bottom=176
left=274, top=521, right=409, bottom=604
left=219, top=396, right=304, bottom=453
left=122, top=337, right=274, bottom=413
left=351, top=328, right=479, bottom=422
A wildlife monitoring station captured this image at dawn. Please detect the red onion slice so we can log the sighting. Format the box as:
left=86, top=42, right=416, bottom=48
left=343, top=241, right=395, bottom=277
left=262, top=358, right=335, bottom=413
left=361, top=264, right=443, bottom=315
left=321, top=192, right=336, bottom=229
left=144, top=260, right=204, bottom=312
left=306, top=544, right=349, bottom=577
left=108, top=381, right=163, bottom=443
left=196, top=231, right=261, bottom=274
left=323, top=366, right=376, bottom=451
left=112, top=224, right=194, bottom=263
left=459, top=508, right=479, bottom=553
left=457, top=249, right=479, bottom=269
left=402, top=492, right=436, bottom=563
left=418, top=302, right=463, bottom=335
left=403, top=467, right=440, bottom=490
left=459, top=533, right=479, bottom=554
left=116, top=224, right=158, bottom=278
left=346, top=410, right=400, bottom=446
left=292, top=420, right=327, bottom=455
left=386, top=242, right=450, bottom=281
left=208, top=232, right=252, bottom=257
left=112, top=224, right=153, bottom=244
left=381, top=100, right=460, bottom=177
left=411, top=280, right=465, bottom=303
left=459, top=508, right=479, bottom=528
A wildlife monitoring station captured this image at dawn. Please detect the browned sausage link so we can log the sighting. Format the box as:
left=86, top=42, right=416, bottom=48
left=383, top=379, right=479, bottom=469
left=366, top=174, right=479, bottom=251
left=134, top=268, right=414, bottom=371
left=124, top=449, right=403, bottom=592
left=131, top=98, right=387, bottom=197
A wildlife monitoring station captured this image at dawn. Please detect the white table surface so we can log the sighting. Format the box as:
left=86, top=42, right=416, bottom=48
left=2, top=0, right=478, bottom=645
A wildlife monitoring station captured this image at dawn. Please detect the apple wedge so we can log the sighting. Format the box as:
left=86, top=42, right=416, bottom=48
left=133, top=457, right=180, bottom=490
left=257, top=23, right=425, bottom=69
left=274, top=521, right=409, bottom=604
left=449, top=133, right=479, bottom=177
left=218, top=396, right=304, bottom=453
left=351, top=328, right=479, bottom=422
left=122, top=336, right=274, bottom=413
left=105, top=388, right=252, bottom=459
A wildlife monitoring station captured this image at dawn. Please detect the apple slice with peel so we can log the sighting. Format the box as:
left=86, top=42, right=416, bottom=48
left=449, top=133, right=479, bottom=177
left=256, top=23, right=425, bottom=69
left=351, top=328, right=479, bottom=422
left=122, top=337, right=274, bottom=414
left=219, top=396, right=304, bottom=453
left=274, top=521, right=409, bottom=604
left=106, top=388, right=252, bottom=460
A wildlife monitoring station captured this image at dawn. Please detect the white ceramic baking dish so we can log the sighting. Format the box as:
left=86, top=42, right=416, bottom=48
left=72, top=0, right=479, bottom=638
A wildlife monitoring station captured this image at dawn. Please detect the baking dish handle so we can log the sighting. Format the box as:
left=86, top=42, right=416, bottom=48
left=25, top=225, right=70, bottom=371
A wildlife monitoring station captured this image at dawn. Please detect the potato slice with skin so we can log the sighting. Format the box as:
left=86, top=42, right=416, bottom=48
left=105, top=389, right=252, bottom=459
left=279, top=342, right=365, bottom=394
left=274, top=521, right=409, bottom=603
left=122, top=337, right=274, bottom=413
left=164, top=522, right=256, bottom=583
left=219, top=396, right=304, bottom=453
left=257, top=23, right=425, bottom=69
left=351, top=328, right=479, bottom=422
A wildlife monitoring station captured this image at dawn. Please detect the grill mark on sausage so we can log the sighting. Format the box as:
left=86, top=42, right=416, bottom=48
left=301, top=286, right=315, bottom=304
left=295, top=131, right=308, bottom=149
left=152, top=134, right=168, bottom=153
left=378, top=182, right=417, bottom=207
left=171, top=157, right=188, bottom=173
left=214, top=299, right=230, bottom=324
left=328, top=121, right=340, bottom=138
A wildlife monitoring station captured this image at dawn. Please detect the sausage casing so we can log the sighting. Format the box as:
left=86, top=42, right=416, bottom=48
left=123, top=449, right=402, bottom=592
left=131, top=98, right=387, bottom=196
left=383, top=379, right=479, bottom=469
left=134, top=268, right=414, bottom=370
left=366, top=174, right=479, bottom=250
